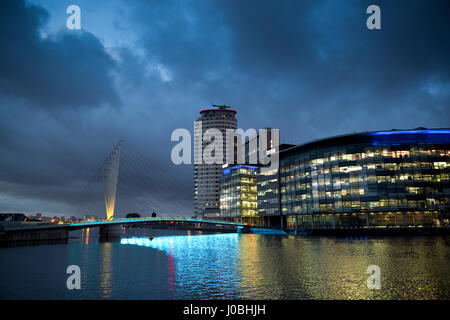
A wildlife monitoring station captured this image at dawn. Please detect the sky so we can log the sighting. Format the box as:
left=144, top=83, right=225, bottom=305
left=0, top=0, right=449, bottom=218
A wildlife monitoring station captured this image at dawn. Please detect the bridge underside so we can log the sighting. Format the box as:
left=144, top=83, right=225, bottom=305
left=0, top=228, right=69, bottom=242
left=0, top=219, right=243, bottom=243
left=124, top=220, right=239, bottom=232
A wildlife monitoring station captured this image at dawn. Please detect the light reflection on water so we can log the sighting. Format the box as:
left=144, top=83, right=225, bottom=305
left=99, top=242, right=113, bottom=299
left=0, top=229, right=448, bottom=299
left=119, top=233, right=450, bottom=300
left=121, top=234, right=242, bottom=299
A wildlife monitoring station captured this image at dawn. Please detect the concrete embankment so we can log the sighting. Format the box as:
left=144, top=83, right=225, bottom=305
left=291, top=227, right=450, bottom=236
left=0, top=222, right=69, bottom=243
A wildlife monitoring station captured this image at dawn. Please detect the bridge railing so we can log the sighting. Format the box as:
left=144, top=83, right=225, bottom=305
left=69, top=216, right=242, bottom=226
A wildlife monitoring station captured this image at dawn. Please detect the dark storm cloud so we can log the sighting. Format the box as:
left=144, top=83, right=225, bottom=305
left=0, top=0, right=130, bottom=215
left=0, top=0, right=120, bottom=110
left=133, top=0, right=450, bottom=137
left=0, top=0, right=449, bottom=216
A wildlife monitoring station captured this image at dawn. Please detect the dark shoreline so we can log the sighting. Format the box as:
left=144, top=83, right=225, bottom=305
left=289, top=227, right=450, bottom=237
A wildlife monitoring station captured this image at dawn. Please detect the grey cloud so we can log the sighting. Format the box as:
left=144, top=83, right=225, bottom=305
left=0, top=0, right=120, bottom=110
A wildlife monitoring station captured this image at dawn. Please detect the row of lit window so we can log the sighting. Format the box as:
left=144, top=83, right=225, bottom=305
left=220, top=176, right=257, bottom=183
left=281, top=149, right=450, bottom=166
left=219, top=208, right=258, bottom=217
left=258, top=208, right=279, bottom=214
left=281, top=168, right=450, bottom=182
left=281, top=161, right=449, bottom=175
left=282, top=192, right=448, bottom=202
left=281, top=199, right=448, bottom=211
left=220, top=185, right=257, bottom=193
left=257, top=188, right=278, bottom=196
left=285, top=211, right=441, bottom=228
left=281, top=174, right=449, bottom=187
left=258, top=178, right=278, bottom=187
left=258, top=198, right=279, bottom=205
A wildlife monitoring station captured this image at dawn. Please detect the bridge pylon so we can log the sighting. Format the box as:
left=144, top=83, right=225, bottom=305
left=102, top=140, right=122, bottom=220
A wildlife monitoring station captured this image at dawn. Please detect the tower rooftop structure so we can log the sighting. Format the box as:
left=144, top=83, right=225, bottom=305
left=199, top=105, right=238, bottom=114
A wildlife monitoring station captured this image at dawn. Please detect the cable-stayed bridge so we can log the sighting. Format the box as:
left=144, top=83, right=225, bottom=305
left=1, top=141, right=249, bottom=242
left=66, top=140, right=195, bottom=220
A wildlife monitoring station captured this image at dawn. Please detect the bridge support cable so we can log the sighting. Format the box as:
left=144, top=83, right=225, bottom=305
left=121, top=144, right=192, bottom=213
left=116, top=169, right=165, bottom=214
left=65, top=140, right=193, bottom=221
left=115, top=180, right=161, bottom=214
left=118, top=151, right=188, bottom=214
left=118, top=180, right=162, bottom=212
left=120, top=145, right=190, bottom=208
left=119, top=159, right=189, bottom=216
left=114, top=167, right=164, bottom=214
left=122, top=144, right=191, bottom=199
left=66, top=155, right=108, bottom=218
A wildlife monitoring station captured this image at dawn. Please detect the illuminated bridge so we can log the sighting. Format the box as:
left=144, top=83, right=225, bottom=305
left=0, top=141, right=285, bottom=242
left=68, top=217, right=244, bottom=229
left=0, top=217, right=248, bottom=242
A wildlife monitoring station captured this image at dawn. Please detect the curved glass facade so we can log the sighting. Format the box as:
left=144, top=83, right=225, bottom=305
left=279, top=130, right=450, bottom=229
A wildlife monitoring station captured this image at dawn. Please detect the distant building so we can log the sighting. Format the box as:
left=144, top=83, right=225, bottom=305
left=26, top=215, right=41, bottom=222
left=40, top=216, right=52, bottom=223
left=245, top=128, right=291, bottom=227
left=26, top=213, right=45, bottom=222
left=219, top=165, right=258, bottom=224
left=194, top=105, right=238, bottom=218
left=257, top=167, right=282, bottom=227
left=218, top=129, right=291, bottom=227
left=0, top=213, right=27, bottom=222
left=83, top=215, right=98, bottom=222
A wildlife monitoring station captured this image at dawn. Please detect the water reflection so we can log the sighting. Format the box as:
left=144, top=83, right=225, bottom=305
left=81, top=228, right=90, bottom=245
left=121, top=234, right=450, bottom=299
left=1, top=230, right=447, bottom=300
left=99, top=242, right=113, bottom=298
left=121, top=234, right=242, bottom=298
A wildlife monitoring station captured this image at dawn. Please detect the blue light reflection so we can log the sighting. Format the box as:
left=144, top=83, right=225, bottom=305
left=121, top=234, right=243, bottom=298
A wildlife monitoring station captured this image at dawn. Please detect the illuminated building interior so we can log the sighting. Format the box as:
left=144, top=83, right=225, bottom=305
left=279, top=129, right=450, bottom=229
left=216, top=129, right=450, bottom=231
left=219, top=165, right=259, bottom=225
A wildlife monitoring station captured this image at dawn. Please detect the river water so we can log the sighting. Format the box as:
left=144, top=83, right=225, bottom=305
left=0, top=228, right=448, bottom=299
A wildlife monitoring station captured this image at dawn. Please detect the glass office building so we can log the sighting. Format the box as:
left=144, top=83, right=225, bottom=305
left=279, top=129, right=450, bottom=230
left=219, top=165, right=259, bottom=224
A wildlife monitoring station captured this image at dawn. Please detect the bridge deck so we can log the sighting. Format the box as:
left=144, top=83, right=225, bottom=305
left=1, top=217, right=245, bottom=232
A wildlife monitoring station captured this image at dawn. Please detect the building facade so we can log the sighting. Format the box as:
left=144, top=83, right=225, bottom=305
left=279, top=129, right=450, bottom=230
left=194, top=106, right=238, bottom=218
left=219, top=165, right=258, bottom=224
left=256, top=143, right=294, bottom=228
left=218, top=129, right=285, bottom=226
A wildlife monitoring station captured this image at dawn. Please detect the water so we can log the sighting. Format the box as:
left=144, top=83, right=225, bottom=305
left=0, top=228, right=449, bottom=299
